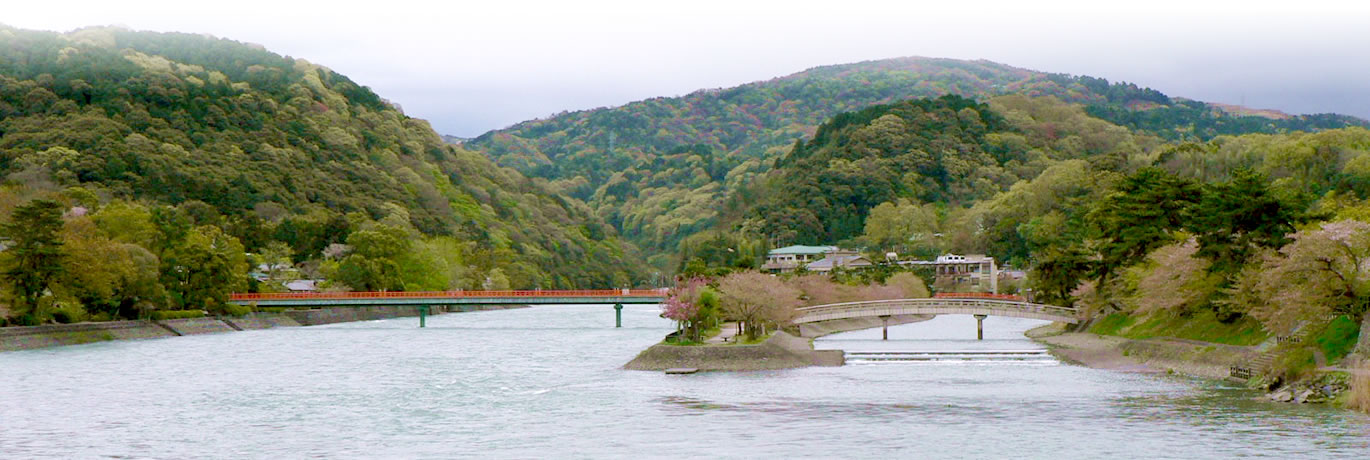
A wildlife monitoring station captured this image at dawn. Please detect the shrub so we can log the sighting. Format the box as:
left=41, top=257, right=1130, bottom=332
left=50, top=302, right=89, bottom=324
left=1271, top=346, right=1318, bottom=382
left=150, top=310, right=207, bottom=320
left=1314, top=316, right=1362, bottom=362
left=222, top=303, right=252, bottom=317
left=1348, top=361, right=1370, bottom=414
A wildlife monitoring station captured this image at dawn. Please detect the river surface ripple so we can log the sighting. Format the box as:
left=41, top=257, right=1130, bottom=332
left=1, top=306, right=1367, bottom=458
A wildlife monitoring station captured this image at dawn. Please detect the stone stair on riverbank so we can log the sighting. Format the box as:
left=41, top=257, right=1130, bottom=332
left=1232, top=352, right=1276, bottom=380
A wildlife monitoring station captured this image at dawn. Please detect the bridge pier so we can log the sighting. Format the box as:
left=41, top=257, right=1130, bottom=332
left=974, top=314, right=987, bottom=340
left=880, top=315, right=891, bottom=341
left=614, top=303, right=623, bottom=328
left=419, top=305, right=429, bottom=328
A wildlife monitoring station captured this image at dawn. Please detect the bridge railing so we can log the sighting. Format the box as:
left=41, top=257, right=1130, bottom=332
left=795, top=298, right=1078, bottom=321
left=229, top=289, right=669, bottom=302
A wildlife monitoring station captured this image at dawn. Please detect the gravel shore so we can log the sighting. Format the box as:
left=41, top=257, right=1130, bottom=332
left=1027, top=324, right=1259, bottom=381
left=1028, top=325, right=1163, bottom=374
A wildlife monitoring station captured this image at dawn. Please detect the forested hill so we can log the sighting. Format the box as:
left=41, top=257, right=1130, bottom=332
left=0, top=25, right=645, bottom=302
left=468, top=57, right=1367, bottom=264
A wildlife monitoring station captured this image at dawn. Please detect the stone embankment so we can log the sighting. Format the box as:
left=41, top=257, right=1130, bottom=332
left=624, top=331, right=844, bottom=371
left=0, top=305, right=527, bottom=352
left=0, top=320, right=174, bottom=350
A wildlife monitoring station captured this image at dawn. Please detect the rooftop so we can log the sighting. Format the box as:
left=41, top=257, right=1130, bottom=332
left=900, top=253, right=995, bottom=265
left=806, top=254, right=872, bottom=271
left=768, top=245, right=839, bottom=256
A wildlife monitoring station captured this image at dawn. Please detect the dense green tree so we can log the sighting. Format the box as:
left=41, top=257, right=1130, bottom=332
left=332, top=224, right=411, bottom=291
left=1088, top=168, right=1199, bottom=280
left=59, top=217, right=166, bottom=318
left=162, top=226, right=247, bottom=312
left=1, top=199, right=67, bottom=323
left=674, top=230, right=765, bottom=276
left=1029, top=246, right=1095, bottom=306
left=1186, top=169, right=1304, bottom=274
left=862, top=199, right=942, bottom=258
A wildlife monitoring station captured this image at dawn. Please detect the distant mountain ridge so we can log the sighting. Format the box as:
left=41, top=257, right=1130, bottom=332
left=0, top=24, right=646, bottom=289
left=468, top=56, right=1367, bottom=265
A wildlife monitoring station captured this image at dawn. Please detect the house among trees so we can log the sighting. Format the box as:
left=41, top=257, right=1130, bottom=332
left=285, top=279, right=321, bottom=292
left=901, top=254, right=999, bottom=293
left=806, top=251, right=873, bottom=273
left=762, top=245, right=871, bottom=273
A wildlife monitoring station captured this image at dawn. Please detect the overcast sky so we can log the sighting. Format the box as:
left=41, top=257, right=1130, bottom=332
left=6, top=0, right=1369, bottom=137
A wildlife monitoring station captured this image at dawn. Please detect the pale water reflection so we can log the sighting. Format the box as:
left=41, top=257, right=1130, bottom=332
left=1, top=306, right=1367, bottom=458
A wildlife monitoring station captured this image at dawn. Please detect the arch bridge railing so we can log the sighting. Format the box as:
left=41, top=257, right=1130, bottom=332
left=794, top=298, right=1079, bottom=324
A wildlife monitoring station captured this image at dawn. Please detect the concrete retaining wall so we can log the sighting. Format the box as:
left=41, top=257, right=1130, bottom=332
left=222, top=313, right=302, bottom=330
left=0, top=320, right=174, bottom=351
left=156, top=317, right=236, bottom=335
left=1, top=305, right=531, bottom=352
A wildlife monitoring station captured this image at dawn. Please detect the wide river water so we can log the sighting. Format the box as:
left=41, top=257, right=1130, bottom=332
left=2, top=305, right=1368, bottom=458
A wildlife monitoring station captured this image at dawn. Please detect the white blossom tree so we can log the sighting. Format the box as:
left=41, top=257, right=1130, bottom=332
left=1243, top=220, right=1370, bottom=334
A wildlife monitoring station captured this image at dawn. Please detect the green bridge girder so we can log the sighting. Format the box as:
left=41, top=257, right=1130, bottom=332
left=227, top=296, right=664, bottom=308
left=229, top=295, right=664, bottom=328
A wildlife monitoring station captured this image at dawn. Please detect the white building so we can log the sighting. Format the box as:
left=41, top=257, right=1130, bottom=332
left=900, top=253, right=999, bottom=293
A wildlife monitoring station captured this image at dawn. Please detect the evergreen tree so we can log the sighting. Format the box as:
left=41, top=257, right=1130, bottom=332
left=1186, top=169, right=1303, bottom=275
left=2, top=200, right=66, bottom=324
left=1088, top=168, right=1199, bottom=281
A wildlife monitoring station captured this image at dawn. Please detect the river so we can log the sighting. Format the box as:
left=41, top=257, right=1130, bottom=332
left=1, top=305, right=1367, bottom=458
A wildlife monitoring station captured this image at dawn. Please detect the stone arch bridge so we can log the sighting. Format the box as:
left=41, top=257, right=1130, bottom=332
left=795, top=295, right=1078, bottom=340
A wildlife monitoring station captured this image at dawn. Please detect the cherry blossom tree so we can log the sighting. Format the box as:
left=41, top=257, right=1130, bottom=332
left=716, top=271, right=802, bottom=340
left=1243, top=220, right=1370, bottom=334
left=660, top=277, right=712, bottom=342
left=1127, top=239, right=1216, bottom=314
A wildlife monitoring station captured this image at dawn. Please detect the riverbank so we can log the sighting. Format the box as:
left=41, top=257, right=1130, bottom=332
left=0, top=304, right=528, bottom=352
left=1029, top=323, right=1370, bottom=408
left=1027, top=323, right=1260, bottom=381
left=623, top=331, right=844, bottom=371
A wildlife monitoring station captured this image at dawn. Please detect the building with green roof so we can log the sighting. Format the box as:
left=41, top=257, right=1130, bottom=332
left=762, top=245, right=847, bottom=273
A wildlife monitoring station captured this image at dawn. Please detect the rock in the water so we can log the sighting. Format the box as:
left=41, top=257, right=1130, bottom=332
left=1269, top=388, right=1294, bottom=402
left=1294, top=389, right=1315, bottom=404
